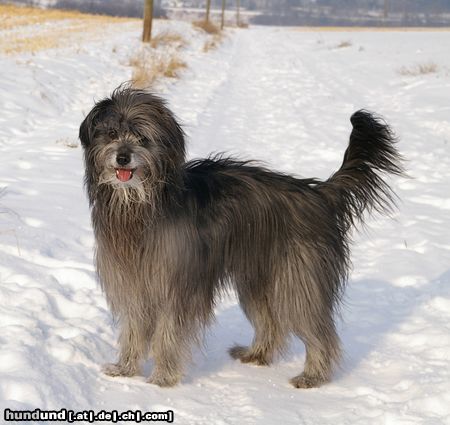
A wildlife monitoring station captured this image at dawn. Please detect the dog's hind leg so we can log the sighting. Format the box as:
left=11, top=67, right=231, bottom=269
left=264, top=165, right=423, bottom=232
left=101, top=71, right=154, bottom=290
left=229, top=294, right=286, bottom=366
left=283, top=246, right=344, bottom=388
left=102, top=316, right=150, bottom=377
left=290, top=318, right=342, bottom=388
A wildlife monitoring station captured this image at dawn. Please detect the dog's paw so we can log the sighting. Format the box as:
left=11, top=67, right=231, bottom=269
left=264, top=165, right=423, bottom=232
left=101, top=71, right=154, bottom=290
left=228, top=345, right=270, bottom=366
left=289, top=373, right=324, bottom=389
left=229, top=345, right=248, bottom=361
left=147, top=373, right=180, bottom=387
left=101, top=363, right=136, bottom=377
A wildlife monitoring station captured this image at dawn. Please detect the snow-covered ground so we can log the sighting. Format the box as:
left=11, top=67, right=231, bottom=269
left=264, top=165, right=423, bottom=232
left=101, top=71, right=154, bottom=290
left=1, top=17, right=450, bottom=424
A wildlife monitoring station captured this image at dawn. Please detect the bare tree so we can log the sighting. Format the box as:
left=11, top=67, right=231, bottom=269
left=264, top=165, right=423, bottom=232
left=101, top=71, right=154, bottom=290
left=143, top=0, right=153, bottom=43
left=221, top=0, right=226, bottom=29
left=206, top=0, right=211, bottom=23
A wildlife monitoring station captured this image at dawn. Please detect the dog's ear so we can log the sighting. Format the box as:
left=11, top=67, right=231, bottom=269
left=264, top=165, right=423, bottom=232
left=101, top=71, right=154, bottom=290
left=79, top=99, right=111, bottom=148
left=79, top=107, right=96, bottom=148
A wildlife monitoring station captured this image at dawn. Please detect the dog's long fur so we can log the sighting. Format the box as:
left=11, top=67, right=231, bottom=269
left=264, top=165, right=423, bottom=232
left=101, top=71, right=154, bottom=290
left=80, top=86, right=402, bottom=388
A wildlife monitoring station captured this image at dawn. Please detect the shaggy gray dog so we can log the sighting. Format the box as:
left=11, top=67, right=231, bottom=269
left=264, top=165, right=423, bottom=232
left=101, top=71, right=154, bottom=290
left=79, top=86, right=402, bottom=388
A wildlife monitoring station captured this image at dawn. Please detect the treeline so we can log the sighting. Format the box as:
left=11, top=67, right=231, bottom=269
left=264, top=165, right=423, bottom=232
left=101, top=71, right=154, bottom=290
left=168, top=0, right=450, bottom=26
left=174, top=0, right=450, bottom=13
left=249, top=0, right=450, bottom=26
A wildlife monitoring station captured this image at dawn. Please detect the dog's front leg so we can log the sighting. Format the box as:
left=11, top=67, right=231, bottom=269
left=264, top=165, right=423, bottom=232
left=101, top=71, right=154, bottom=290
left=103, top=316, right=149, bottom=378
left=148, top=312, right=191, bottom=387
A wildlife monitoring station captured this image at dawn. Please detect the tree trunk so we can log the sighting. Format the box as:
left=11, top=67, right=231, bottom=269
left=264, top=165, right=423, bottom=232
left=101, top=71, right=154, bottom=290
left=206, top=0, right=211, bottom=23
left=236, top=0, right=240, bottom=27
left=221, top=0, right=226, bottom=29
left=143, top=0, right=154, bottom=43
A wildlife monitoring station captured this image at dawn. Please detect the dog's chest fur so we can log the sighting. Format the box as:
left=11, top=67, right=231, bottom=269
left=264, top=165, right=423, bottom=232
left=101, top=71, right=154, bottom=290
left=92, top=198, right=168, bottom=317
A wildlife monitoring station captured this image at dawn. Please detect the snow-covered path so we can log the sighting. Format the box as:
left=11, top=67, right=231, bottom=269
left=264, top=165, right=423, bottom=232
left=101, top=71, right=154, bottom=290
left=1, top=22, right=450, bottom=424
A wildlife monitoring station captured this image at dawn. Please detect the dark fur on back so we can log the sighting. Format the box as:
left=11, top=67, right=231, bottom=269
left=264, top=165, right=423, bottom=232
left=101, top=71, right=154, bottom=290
left=80, top=86, right=403, bottom=388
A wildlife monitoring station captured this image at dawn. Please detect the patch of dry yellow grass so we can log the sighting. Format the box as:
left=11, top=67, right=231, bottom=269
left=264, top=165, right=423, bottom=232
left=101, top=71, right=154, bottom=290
left=0, top=4, right=135, bottom=29
left=56, top=137, right=79, bottom=148
left=202, top=33, right=224, bottom=52
left=164, top=56, right=187, bottom=78
left=0, top=4, right=137, bottom=54
left=0, top=4, right=84, bottom=30
left=150, top=31, right=187, bottom=49
left=130, top=51, right=187, bottom=88
left=239, top=22, right=249, bottom=28
left=398, top=62, right=438, bottom=76
left=2, top=33, right=60, bottom=55
left=193, top=19, right=221, bottom=34
left=336, top=40, right=352, bottom=48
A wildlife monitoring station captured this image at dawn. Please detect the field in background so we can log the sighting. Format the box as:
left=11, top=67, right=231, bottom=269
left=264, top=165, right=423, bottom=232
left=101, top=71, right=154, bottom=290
left=0, top=4, right=224, bottom=86
left=7, top=4, right=449, bottom=56
left=0, top=4, right=138, bottom=54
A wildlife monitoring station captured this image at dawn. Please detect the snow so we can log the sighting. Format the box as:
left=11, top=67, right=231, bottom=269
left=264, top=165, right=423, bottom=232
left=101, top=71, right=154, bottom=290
left=1, top=18, right=450, bottom=424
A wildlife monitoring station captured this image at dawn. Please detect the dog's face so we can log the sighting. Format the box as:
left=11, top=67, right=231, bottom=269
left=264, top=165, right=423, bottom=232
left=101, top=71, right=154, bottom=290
left=79, top=87, right=185, bottom=204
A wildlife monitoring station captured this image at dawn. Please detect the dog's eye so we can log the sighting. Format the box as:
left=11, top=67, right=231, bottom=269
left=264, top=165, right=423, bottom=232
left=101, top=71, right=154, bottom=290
left=108, top=129, right=118, bottom=139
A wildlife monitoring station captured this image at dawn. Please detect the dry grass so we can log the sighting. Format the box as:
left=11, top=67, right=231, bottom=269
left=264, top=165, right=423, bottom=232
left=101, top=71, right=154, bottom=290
left=56, top=138, right=79, bottom=148
left=130, top=50, right=187, bottom=88
left=0, top=4, right=86, bottom=30
left=193, top=19, right=221, bottom=34
left=3, top=33, right=60, bottom=54
left=336, top=40, right=352, bottom=48
left=0, top=4, right=137, bottom=54
left=202, top=33, right=224, bottom=52
left=1, top=20, right=96, bottom=54
left=150, top=31, right=187, bottom=49
left=0, top=4, right=135, bottom=29
left=130, top=25, right=191, bottom=87
left=191, top=18, right=224, bottom=53
left=236, top=22, right=249, bottom=28
left=398, top=62, right=438, bottom=76
left=164, top=56, right=187, bottom=78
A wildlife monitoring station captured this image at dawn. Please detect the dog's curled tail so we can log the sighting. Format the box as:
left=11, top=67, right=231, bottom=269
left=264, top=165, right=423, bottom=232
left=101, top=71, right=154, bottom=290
left=319, top=110, right=403, bottom=229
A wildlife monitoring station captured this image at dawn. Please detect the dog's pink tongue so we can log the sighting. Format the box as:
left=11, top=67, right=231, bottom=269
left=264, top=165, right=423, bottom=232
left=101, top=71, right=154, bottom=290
left=116, top=169, right=132, bottom=182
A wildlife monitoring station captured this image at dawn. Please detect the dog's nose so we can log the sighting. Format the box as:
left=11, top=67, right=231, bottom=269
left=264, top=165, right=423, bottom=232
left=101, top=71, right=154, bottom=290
left=116, top=153, right=131, bottom=166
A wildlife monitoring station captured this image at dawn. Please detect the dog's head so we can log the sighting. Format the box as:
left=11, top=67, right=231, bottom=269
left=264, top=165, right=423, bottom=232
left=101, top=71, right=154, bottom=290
left=79, top=86, right=185, bottom=204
